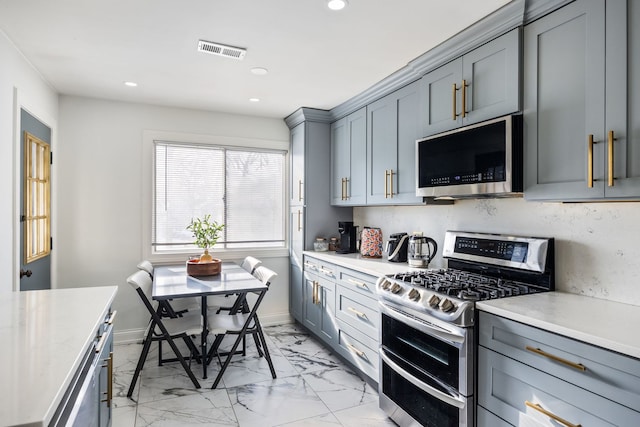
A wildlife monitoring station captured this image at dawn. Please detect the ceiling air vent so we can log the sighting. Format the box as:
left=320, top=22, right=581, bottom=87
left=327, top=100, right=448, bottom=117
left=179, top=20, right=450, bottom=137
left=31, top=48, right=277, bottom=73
left=197, top=40, right=246, bottom=60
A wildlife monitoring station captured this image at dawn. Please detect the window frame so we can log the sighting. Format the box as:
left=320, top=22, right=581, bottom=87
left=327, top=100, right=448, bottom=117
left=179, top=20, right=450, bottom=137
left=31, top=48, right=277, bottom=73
left=142, top=130, right=290, bottom=263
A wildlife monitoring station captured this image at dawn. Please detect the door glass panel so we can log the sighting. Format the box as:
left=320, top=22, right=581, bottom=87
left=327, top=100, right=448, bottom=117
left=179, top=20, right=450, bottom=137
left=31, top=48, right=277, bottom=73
left=24, top=132, right=51, bottom=263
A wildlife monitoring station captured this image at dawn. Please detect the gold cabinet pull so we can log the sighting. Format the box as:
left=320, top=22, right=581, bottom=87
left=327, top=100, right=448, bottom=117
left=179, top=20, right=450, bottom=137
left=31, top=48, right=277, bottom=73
left=346, top=343, right=366, bottom=359
left=608, top=130, right=615, bottom=187
left=347, top=278, right=369, bottom=290
left=106, top=310, right=117, bottom=325
left=303, top=261, right=316, bottom=270
left=348, top=306, right=367, bottom=320
left=461, top=79, right=469, bottom=118
left=298, top=180, right=303, bottom=202
left=525, top=346, right=586, bottom=371
left=297, top=209, right=302, bottom=231
left=389, top=169, right=395, bottom=197
left=525, top=401, right=581, bottom=427
left=587, top=134, right=595, bottom=188
left=343, top=177, right=349, bottom=200
left=452, top=83, right=459, bottom=120
left=384, top=170, right=389, bottom=198
left=107, top=352, right=113, bottom=407
left=341, top=178, right=345, bottom=200
left=312, top=281, right=317, bottom=304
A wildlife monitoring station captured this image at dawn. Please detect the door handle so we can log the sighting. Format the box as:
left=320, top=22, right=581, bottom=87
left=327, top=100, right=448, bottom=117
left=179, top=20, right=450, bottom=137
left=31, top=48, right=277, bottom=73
left=20, top=269, right=33, bottom=278
left=608, top=130, right=615, bottom=187
left=461, top=79, right=468, bottom=118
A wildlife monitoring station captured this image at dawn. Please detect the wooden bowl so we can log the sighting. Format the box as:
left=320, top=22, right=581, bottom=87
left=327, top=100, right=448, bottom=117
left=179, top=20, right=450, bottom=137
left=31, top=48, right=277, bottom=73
left=186, top=258, right=222, bottom=276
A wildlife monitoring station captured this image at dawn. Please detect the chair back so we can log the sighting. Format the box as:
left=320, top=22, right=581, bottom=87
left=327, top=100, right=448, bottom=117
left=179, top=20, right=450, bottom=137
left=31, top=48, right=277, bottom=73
left=137, top=260, right=154, bottom=277
left=241, top=256, right=262, bottom=274
left=252, top=265, right=277, bottom=286
left=127, top=270, right=156, bottom=311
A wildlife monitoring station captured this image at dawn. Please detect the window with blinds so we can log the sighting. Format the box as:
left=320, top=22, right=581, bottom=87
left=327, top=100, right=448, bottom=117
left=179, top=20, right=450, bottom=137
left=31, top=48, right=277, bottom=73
left=153, top=141, right=286, bottom=252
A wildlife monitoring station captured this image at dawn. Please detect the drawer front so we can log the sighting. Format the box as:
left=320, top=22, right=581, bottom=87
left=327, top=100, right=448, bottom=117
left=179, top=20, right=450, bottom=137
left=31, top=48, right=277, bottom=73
left=317, top=261, right=337, bottom=281
left=477, top=406, right=513, bottom=427
left=336, top=319, right=379, bottom=382
left=478, top=347, right=640, bottom=426
left=479, top=311, right=640, bottom=412
left=336, top=285, right=379, bottom=340
left=337, top=267, right=377, bottom=299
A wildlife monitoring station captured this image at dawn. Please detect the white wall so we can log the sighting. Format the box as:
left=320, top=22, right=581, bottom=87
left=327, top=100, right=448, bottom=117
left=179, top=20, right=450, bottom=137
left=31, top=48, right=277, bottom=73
left=0, top=31, right=58, bottom=292
left=355, top=198, right=640, bottom=306
left=57, top=96, right=291, bottom=340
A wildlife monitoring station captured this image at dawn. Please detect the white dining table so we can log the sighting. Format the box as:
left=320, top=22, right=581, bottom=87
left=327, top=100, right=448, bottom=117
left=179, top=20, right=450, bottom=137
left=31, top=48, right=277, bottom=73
left=152, top=262, right=268, bottom=381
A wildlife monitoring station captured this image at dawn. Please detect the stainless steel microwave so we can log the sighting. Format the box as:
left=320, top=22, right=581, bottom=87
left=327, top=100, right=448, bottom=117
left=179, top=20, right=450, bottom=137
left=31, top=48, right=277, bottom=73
left=416, top=114, right=523, bottom=199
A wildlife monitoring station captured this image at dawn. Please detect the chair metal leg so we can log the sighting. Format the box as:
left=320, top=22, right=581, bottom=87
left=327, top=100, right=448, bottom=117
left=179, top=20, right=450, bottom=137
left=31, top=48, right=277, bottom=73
left=127, top=326, right=155, bottom=398
left=253, top=315, right=276, bottom=378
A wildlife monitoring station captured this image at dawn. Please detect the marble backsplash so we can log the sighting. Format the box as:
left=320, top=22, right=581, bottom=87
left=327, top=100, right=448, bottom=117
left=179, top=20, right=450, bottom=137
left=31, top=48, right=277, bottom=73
left=354, top=198, right=640, bottom=307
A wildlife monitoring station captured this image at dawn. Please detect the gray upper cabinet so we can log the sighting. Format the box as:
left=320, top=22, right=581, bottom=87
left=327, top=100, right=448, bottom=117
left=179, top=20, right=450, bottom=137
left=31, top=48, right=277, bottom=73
left=290, top=124, right=305, bottom=206
left=419, top=28, right=520, bottom=137
left=525, top=0, right=640, bottom=201
left=366, top=81, right=423, bottom=205
left=331, top=107, right=367, bottom=206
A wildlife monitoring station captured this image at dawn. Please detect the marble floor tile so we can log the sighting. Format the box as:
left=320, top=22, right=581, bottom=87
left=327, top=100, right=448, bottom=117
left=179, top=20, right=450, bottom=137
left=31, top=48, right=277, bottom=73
left=228, top=376, right=330, bottom=427
left=301, top=367, right=378, bottom=412
left=332, top=401, right=397, bottom=427
left=136, top=389, right=237, bottom=426
left=112, top=322, right=397, bottom=427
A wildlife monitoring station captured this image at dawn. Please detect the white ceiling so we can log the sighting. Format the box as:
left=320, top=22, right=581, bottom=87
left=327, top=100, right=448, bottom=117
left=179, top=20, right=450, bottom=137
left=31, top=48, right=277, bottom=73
left=0, top=0, right=510, bottom=119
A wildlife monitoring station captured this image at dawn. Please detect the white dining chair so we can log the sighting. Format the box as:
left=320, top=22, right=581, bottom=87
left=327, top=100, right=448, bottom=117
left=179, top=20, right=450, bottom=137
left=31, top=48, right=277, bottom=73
left=126, top=270, right=204, bottom=396
left=241, top=256, right=262, bottom=274
left=206, top=266, right=278, bottom=388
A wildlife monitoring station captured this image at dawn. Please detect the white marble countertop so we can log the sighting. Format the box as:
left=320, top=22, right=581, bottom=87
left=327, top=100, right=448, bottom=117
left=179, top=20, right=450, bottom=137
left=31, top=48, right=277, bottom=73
left=0, top=286, right=118, bottom=427
left=477, top=292, right=640, bottom=360
left=303, top=250, right=429, bottom=277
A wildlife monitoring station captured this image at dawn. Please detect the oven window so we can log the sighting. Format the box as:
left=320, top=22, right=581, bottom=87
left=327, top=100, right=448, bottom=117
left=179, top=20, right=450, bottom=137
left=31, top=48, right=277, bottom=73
left=382, top=362, right=459, bottom=427
left=381, top=313, right=460, bottom=389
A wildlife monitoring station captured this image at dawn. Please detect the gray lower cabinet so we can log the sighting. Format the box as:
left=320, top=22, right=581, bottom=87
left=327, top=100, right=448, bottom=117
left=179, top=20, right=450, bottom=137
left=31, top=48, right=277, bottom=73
left=419, top=28, right=520, bottom=137
left=302, top=255, right=381, bottom=383
left=524, top=0, right=640, bottom=201
left=302, top=256, right=337, bottom=346
left=478, top=311, right=640, bottom=426
left=366, top=81, right=423, bottom=205
left=331, top=107, right=367, bottom=206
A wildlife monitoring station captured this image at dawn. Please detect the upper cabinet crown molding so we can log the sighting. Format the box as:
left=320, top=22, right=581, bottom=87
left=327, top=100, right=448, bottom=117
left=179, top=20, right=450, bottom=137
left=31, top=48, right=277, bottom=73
left=285, top=108, right=332, bottom=129
left=523, top=0, right=574, bottom=24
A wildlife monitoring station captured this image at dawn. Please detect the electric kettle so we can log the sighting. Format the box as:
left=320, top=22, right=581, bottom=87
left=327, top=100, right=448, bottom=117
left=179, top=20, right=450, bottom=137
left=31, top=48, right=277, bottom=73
left=385, top=232, right=409, bottom=263
left=408, top=233, right=438, bottom=268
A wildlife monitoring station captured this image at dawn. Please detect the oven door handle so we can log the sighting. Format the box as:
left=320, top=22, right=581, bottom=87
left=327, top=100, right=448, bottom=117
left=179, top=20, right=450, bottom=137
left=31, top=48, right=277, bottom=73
left=380, top=303, right=465, bottom=344
left=380, top=349, right=466, bottom=409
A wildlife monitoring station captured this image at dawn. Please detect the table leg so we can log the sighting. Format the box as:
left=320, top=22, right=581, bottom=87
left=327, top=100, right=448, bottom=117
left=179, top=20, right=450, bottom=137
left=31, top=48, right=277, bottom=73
left=201, top=295, right=208, bottom=379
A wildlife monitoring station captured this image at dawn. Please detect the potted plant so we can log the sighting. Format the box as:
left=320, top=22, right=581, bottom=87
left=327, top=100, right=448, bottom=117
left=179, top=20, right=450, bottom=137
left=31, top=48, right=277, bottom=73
left=185, top=214, right=225, bottom=276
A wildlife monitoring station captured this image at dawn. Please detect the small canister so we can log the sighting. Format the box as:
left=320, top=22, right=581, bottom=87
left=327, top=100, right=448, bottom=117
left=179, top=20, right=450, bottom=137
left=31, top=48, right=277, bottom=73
left=360, top=227, right=383, bottom=258
left=314, top=237, right=328, bottom=251
left=328, top=237, right=339, bottom=251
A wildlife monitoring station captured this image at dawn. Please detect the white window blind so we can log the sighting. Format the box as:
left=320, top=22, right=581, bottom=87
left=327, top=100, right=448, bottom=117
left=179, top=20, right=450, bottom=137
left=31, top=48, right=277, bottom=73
left=153, top=141, right=286, bottom=252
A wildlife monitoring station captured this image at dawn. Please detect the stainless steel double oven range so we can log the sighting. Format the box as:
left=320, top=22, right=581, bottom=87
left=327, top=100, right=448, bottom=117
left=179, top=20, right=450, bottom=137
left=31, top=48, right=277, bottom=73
left=376, top=231, right=554, bottom=427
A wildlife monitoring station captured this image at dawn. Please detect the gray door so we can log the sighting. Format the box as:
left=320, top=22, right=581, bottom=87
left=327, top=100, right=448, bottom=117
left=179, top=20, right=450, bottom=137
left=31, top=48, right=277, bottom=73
left=20, top=109, right=51, bottom=291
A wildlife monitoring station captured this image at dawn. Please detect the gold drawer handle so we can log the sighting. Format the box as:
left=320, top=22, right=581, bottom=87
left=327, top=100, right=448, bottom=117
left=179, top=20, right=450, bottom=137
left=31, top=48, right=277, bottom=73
left=347, top=278, right=369, bottom=290
left=346, top=343, right=366, bottom=359
left=608, top=130, right=615, bottom=187
left=525, top=401, right=582, bottom=427
left=348, top=306, right=367, bottom=320
left=106, top=310, right=117, bottom=325
left=525, top=346, right=586, bottom=371
left=319, top=266, right=334, bottom=276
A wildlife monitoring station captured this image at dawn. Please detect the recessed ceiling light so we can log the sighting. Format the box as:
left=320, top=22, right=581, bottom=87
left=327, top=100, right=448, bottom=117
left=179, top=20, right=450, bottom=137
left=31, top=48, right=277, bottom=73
left=249, top=98, right=260, bottom=103
left=250, top=67, right=268, bottom=76
left=327, top=0, right=347, bottom=11
left=124, top=81, right=138, bottom=87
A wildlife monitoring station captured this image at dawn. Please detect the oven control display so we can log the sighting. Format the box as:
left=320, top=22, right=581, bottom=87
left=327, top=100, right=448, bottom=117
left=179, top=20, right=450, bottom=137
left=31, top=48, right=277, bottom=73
left=455, top=237, right=528, bottom=262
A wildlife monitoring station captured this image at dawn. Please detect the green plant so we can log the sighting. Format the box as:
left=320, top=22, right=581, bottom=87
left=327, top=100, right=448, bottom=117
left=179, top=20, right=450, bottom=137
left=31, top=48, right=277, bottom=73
left=186, top=214, right=225, bottom=249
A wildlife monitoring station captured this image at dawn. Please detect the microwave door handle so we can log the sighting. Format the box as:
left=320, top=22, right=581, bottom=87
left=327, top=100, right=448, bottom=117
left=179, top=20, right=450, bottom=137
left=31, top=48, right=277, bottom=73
left=380, top=349, right=466, bottom=409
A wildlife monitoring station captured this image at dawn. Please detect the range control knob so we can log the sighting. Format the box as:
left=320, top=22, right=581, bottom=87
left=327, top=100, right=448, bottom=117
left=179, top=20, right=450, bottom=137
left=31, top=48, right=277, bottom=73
left=391, top=283, right=402, bottom=294
left=381, top=279, right=392, bottom=291
left=408, top=288, right=421, bottom=302
left=427, top=294, right=440, bottom=307
left=439, top=298, right=456, bottom=313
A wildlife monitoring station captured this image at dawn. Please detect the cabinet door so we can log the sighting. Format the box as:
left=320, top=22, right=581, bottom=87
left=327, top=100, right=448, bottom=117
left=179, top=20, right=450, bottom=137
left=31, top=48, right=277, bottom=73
left=419, top=58, right=463, bottom=136
left=524, top=0, right=606, bottom=200
left=290, top=206, right=304, bottom=322
left=289, top=263, right=303, bottom=322
left=367, top=82, right=422, bottom=205
left=462, top=28, right=520, bottom=125
left=302, top=273, right=321, bottom=332
left=604, top=0, right=640, bottom=198
left=290, top=123, right=305, bottom=206
left=317, top=277, right=337, bottom=345
left=331, top=108, right=367, bottom=206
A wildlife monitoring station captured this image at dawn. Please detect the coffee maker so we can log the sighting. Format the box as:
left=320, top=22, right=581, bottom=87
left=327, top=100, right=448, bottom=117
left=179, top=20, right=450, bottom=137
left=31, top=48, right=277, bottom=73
left=337, top=221, right=358, bottom=254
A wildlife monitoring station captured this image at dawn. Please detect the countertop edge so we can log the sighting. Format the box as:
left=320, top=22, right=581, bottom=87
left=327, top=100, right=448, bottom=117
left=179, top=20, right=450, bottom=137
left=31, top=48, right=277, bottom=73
left=42, top=286, right=119, bottom=427
left=477, top=292, right=640, bottom=360
left=303, top=250, right=426, bottom=277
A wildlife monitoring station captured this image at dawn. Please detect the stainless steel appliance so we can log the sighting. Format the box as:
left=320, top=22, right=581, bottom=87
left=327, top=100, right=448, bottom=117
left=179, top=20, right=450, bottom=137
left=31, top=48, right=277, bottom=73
left=377, top=231, right=554, bottom=427
left=337, top=221, right=358, bottom=254
left=416, top=114, right=523, bottom=199
left=385, top=232, right=409, bottom=263
left=407, top=233, right=438, bottom=268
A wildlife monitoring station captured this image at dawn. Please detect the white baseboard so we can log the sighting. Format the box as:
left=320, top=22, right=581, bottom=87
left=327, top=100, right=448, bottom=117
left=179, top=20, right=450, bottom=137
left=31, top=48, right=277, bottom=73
left=114, top=313, right=293, bottom=345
